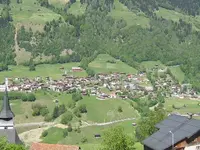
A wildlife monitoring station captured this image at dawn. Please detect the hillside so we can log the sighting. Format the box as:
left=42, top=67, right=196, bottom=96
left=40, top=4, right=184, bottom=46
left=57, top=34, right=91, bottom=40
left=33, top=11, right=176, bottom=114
left=1, top=0, right=200, bottom=149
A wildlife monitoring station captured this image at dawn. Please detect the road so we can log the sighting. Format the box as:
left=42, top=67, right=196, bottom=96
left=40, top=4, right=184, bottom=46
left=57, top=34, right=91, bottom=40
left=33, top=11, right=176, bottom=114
left=16, top=118, right=136, bottom=128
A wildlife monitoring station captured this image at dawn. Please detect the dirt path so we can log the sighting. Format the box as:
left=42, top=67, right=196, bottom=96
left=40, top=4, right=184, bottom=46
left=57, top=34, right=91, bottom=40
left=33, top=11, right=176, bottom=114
left=19, top=126, right=49, bottom=146
left=15, top=122, right=55, bottom=128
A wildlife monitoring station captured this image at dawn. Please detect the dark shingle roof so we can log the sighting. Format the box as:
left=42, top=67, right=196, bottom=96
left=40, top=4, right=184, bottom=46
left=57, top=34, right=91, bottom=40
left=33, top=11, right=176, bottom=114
left=0, top=88, right=14, bottom=119
left=143, top=114, right=200, bottom=150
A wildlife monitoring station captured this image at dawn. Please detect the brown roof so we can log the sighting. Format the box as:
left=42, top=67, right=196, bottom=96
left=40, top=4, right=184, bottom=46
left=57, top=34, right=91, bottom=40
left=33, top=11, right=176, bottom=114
left=30, top=143, right=80, bottom=150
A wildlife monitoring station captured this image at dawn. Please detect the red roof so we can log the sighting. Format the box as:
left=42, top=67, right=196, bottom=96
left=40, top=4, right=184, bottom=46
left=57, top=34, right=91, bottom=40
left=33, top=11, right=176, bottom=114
left=30, top=143, right=80, bottom=150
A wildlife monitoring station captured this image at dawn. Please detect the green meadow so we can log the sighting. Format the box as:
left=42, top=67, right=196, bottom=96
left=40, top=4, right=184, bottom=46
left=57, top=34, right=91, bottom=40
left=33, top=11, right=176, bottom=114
left=68, top=0, right=87, bottom=16
left=0, top=63, right=87, bottom=82
left=89, top=54, right=137, bottom=74
left=42, top=120, right=142, bottom=150
left=78, top=96, right=139, bottom=123
left=164, top=97, right=200, bottom=114
left=169, top=66, right=185, bottom=83
left=109, top=0, right=149, bottom=28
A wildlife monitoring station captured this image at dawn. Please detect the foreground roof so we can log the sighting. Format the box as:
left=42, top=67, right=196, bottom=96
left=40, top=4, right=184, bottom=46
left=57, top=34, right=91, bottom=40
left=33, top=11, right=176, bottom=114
left=143, top=114, right=200, bottom=150
left=30, top=143, right=80, bottom=150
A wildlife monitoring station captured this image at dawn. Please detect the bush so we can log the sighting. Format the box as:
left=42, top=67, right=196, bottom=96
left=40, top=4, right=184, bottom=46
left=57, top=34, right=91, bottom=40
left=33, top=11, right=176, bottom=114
left=58, top=104, right=66, bottom=115
left=63, top=129, right=68, bottom=138
left=78, top=104, right=87, bottom=113
left=41, top=130, right=48, bottom=137
left=44, top=115, right=52, bottom=122
left=67, top=100, right=76, bottom=109
left=117, top=106, right=123, bottom=112
left=32, top=108, right=40, bottom=116
left=40, top=108, right=49, bottom=116
left=81, top=137, right=88, bottom=143
left=67, top=124, right=72, bottom=132
left=74, top=108, right=81, bottom=118
left=61, top=112, right=73, bottom=125
left=72, top=91, right=82, bottom=102
left=21, top=94, right=28, bottom=101
left=27, top=93, right=36, bottom=101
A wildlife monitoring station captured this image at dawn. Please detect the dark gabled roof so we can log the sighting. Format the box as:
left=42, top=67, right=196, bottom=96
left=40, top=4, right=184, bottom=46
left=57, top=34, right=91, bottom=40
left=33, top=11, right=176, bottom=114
left=143, top=114, right=200, bottom=150
left=0, top=128, right=22, bottom=144
left=0, top=88, right=14, bottom=119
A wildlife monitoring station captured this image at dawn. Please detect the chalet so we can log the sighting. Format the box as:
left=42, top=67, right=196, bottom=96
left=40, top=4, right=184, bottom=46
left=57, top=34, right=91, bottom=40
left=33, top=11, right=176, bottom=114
left=72, top=67, right=82, bottom=72
left=143, top=114, right=200, bottom=150
left=30, top=143, right=80, bottom=150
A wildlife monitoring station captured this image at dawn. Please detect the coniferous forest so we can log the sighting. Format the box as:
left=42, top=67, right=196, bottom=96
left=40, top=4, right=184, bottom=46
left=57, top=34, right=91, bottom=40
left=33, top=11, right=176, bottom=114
left=1, top=0, right=200, bottom=91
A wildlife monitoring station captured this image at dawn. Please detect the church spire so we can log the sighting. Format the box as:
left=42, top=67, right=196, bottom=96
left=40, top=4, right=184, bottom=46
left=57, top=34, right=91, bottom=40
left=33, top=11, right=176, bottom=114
left=0, top=79, right=14, bottom=119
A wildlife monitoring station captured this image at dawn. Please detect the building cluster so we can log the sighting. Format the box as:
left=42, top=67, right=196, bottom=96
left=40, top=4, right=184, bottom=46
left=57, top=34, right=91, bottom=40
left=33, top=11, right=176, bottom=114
left=0, top=71, right=198, bottom=100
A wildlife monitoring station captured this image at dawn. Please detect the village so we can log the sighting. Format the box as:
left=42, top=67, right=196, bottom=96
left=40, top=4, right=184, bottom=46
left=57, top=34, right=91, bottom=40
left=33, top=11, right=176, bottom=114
left=0, top=66, right=198, bottom=101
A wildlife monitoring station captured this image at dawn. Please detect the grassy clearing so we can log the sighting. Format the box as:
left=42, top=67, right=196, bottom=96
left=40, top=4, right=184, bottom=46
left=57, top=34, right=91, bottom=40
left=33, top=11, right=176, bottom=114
left=43, top=120, right=139, bottom=147
left=7, top=0, right=62, bottom=30
left=164, top=97, right=200, bottom=114
left=68, top=0, right=86, bottom=16
left=49, top=0, right=69, bottom=8
left=140, top=60, right=166, bottom=70
left=109, top=0, right=149, bottom=28
left=156, top=7, right=200, bottom=31
left=0, top=63, right=87, bottom=82
left=78, top=96, right=139, bottom=123
left=89, top=54, right=137, bottom=74
left=169, top=66, right=185, bottom=83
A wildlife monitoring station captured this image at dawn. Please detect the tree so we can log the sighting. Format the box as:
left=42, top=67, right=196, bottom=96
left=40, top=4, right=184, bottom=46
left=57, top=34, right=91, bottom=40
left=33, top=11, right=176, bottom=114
left=41, top=130, right=48, bottom=137
left=27, top=93, right=36, bottom=101
left=78, top=104, right=87, bottom=113
left=67, top=123, right=72, bottom=132
left=101, top=126, right=135, bottom=150
left=117, top=106, right=123, bottom=112
left=72, top=91, right=82, bottom=102
left=52, top=106, right=59, bottom=119
left=21, top=94, right=28, bottom=101
left=61, top=112, right=73, bottom=125
left=58, top=104, right=66, bottom=115
left=63, top=129, right=68, bottom=138
left=40, top=107, right=49, bottom=116
left=136, top=109, right=166, bottom=142
left=0, top=137, right=25, bottom=150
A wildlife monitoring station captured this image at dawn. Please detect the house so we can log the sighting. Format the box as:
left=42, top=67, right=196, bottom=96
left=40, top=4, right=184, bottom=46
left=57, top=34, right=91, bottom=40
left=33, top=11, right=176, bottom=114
left=143, top=114, right=200, bottom=150
left=72, top=67, right=82, bottom=72
left=30, top=143, right=80, bottom=150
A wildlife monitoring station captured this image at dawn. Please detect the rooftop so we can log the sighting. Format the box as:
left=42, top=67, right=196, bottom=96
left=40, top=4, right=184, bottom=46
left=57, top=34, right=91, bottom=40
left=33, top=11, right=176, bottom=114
left=30, top=143, right=80, bottom=150
left=143, top=114, right=200, bottom=150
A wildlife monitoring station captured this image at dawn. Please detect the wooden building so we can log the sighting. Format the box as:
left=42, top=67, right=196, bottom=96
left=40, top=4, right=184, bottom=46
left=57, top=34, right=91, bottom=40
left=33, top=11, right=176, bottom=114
left=143, top=114, right=200, bottom=150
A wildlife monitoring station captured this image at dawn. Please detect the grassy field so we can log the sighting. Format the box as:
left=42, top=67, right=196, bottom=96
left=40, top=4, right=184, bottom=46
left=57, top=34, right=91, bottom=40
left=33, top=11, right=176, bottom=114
left=78, top=96, right=139, bottom=123
left=5, top=0, right=61, bottom=31
left=49, top=0, right=69, bottom=8
left=42, top=120, right=143, bottom=150
left=89, top=54, right=137, bottom=74
left=164, top=97, right=200, bottom=114
left=109, top=0, right=149, bottom=28
left=0, top=63, right=87, bottom=82
left=156, top=7, right=200, bottom=31
left=140, top=60, right=166, bottom=70
left=68, top=0, right=87, bottom=16
left=169, top=66, right=185, bottom=83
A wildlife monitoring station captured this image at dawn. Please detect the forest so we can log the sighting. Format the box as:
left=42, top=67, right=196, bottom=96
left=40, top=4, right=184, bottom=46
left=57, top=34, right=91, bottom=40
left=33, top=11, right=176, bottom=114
left=1, top=0, right=200, bottom=90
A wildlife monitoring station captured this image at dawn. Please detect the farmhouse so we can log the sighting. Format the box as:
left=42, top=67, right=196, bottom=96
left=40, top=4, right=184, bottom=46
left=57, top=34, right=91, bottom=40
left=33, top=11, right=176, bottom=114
left=143, top=114, right=200, bottom=150
left=72, top=67, right=82, bottom=72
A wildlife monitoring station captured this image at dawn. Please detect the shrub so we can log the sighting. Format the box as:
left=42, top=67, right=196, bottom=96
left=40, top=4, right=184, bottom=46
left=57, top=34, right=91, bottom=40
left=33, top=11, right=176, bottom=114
left=41, top=130, right=48, bottom=137
left=72, top=91, right=82, bottom=102
left=78, top=104, right=87, bottom=113
left=32, top=108, right=40, bottom=116
left=74, top=108, right=81, bottom=118
left=21, top=94, right=28, bottom=101
left=67, top=100, right=76, bottom=109
left=40, top=108, right=49, bottom=116
left=117, top=106, right=123, bottom=113
left=67, top=124, right=72, bottom=132
left=61, top=112, right=73, bottom=125
left=81, top=137, right=88, bottom=143
left=27, top=93, right=36, bottom=101
left=44, top=115, right=52, bottom=122
left=63, top=129, right=68, bottom=138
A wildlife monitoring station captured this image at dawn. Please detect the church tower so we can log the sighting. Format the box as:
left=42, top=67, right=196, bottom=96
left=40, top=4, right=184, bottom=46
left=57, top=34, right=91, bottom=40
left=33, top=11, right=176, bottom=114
left=0, top=79, right=21, bottom=144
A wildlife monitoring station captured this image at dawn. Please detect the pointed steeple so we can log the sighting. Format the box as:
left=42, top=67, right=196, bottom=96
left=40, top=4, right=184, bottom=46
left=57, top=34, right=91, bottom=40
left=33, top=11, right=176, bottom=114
left=0, top=87, right=14, bottom=119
